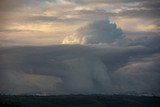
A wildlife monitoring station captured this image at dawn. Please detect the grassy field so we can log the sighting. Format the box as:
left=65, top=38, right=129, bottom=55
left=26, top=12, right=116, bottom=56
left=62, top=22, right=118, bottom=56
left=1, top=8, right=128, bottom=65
left=0, top=95, right=160, bottom=107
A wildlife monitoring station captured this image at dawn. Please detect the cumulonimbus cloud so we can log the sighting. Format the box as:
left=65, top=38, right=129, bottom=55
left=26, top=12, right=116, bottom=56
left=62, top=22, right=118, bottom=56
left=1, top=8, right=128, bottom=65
left=62, top=19, right=125, bottom=44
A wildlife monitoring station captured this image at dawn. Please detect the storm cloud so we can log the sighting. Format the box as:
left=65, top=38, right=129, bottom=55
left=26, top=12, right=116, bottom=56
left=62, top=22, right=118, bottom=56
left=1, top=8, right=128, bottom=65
left=0, top=43, right=160, bottom=95
left=63, top=19, right=125, bottom=44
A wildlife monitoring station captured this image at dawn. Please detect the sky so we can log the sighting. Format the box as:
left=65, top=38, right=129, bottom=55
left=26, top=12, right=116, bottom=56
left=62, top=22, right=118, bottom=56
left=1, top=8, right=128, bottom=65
left=0, top=0, right=160, bottom=95
left=0, top=0, right=159, bottom=46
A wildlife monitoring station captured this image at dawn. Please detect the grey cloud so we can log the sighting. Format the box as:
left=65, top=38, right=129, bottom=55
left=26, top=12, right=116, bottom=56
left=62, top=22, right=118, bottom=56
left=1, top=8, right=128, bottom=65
left=0, top=43, right=160, bottom=95
left=0, top=0, right=23, bottom=11
left=63, top=19, right=125, bottom=44
left=0, top=0, right=39, bottom=11
left=153, top=20, right=160, bottom=29
left=74, top=9, right=107, bottom=16
left=118, top=8, right=160, bottom=19
left=131, top=34, right=160, bottom=49
left=113, top=54, right=160, bottom=94
left=1, top=0, right=159, bottom=30
left=0, top=0, right=42, bottom=30
left=115, top=32, right=160, bottom=50
left=62, top=19, right=160, bottom=50
left=139, top=0, right=160, bottom=9
left=25, top=8, right=115, bottom=24
left=125, top=31, right=160, bottom=38
left=27, top=15, right=65, bottom=22
left=64, top=0, right=160, bottom=19
left=116, top=0, right=160, bottom=19
left=72, top=9, right=117, bottom=19
left=64, top=0, right=145, bottom=4
left=26, top=15, right=83, bottom=24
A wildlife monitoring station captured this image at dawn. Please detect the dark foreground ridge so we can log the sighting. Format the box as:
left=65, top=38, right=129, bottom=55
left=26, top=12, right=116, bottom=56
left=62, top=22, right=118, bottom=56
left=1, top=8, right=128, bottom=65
left=0, top=95, right=160, bottom=107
